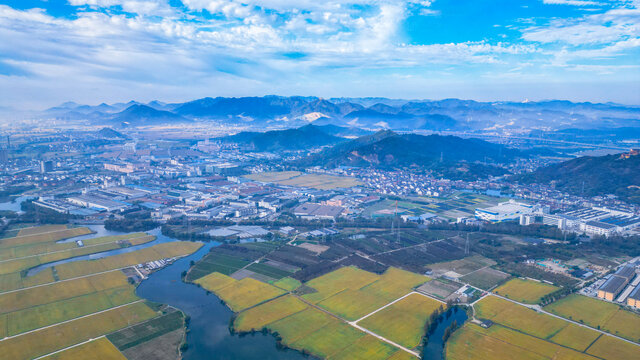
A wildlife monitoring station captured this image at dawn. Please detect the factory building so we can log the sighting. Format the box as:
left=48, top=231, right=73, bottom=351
left=597, top=266, right=637, bottom=301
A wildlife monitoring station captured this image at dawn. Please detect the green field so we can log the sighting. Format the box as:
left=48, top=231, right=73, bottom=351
left=245, top=171, right=362, bottom=190
left=359, top=293, right=442, bottom=349
left=544, top=294, right=640, bottom=342
left=246, top=262, right=293, bottom=279
left=272, top=277, right=301, bottom=291
left=187, top=253, right=249, bottom=280
left=107, top=310, right=185, bottom=351
left=493, top=278, right=559, bottom=304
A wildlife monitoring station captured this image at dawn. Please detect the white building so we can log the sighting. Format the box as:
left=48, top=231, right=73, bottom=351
left=475, top=200, right=537, bottom=222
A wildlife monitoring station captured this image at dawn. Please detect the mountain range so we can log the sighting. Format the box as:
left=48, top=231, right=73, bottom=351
left=217, top=124, right=345, bottom=152
left=43, top=96, right=640, bottom=132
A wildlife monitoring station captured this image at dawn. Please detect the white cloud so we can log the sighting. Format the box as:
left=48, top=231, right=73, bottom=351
left=542, top=0, right=603, bottom=6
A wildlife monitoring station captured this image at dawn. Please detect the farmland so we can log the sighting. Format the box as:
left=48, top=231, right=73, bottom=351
left=42, top=337, right=126, bottom=360
left=195, top=272, right=286, bottom=311
left=195, top=264, right=434, bottom=359
left=0, top=302, right=157, bottom=360
left=359, top=293, right=442, bottom=349
left=472, top=296, right=640, bottom=359
left=544, top=294, right=640, bottom=342
left=446, top=323, right=598, bottom=360
left=493, top=278, right=559, bottom=304
left=245, top=171, right=363, bottom=190
left=0, top=225, right=202, bottom=360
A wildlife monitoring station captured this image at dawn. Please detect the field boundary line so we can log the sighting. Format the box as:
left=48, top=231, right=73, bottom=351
left=412, top=290, right=447, bottom=305
left=32, top=336, right=106, bottom=360
left=0, top=234, right=151, bottom=264
left=0, top=300, right=143, bottom=341
left=488, top=293, right=640, bottom=348
left=0, top=228, right=88, bottom=242
left=0, top=267, right=131, bottom=296
left=584, top=333, right=603, bottom=354
left=294, top=294, right=420, bottom=357
left=352, top=292, right=415, bottom=324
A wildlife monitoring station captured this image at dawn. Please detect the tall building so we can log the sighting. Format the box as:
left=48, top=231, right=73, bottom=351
left=39, top=160, right=54, bottom=173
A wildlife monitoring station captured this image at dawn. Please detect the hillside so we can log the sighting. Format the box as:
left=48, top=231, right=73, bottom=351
left=108, top=104, right=190, bottom=125
left=218, top=124, right=345, bottom=151
left=517, top=152, right=640, bottom=204
left=297, top=131, right=523, bottom=180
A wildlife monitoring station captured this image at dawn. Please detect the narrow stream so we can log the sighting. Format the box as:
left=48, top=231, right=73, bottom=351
left=27, top=228, right=171, bottom=276
left=422, top=307, right=468, bottom=360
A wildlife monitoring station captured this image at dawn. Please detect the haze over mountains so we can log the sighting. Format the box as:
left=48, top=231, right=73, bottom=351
left=43, top=96, right=640, bottom=131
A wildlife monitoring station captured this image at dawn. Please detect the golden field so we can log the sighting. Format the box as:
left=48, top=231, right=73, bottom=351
left=359, top=293, right=442, bottom=349
left=493, top=278, right=559, bottom=304
left=42, top=337, right=126, bottom=360
left=544, top=294, right=640, bottom=342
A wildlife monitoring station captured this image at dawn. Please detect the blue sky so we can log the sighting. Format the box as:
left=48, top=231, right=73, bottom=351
left=0, top=0, right=638, bottom=109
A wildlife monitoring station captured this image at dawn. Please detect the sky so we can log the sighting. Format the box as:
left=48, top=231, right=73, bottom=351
left=0, top=0, right=639, bottom=109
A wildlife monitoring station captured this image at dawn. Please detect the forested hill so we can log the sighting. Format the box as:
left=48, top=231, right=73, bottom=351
left=516, top=152, right=640, bottom=204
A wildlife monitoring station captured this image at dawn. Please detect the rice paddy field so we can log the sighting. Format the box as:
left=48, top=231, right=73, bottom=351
left=472, top=296, right=640, bottom=359
left=272, top=277, right=301, bottom=291
left=544, top=294, right=640, bottom=342
left=493, top=278, right=559, bottom=304
left=195, top=272, right=285, bottom=311
left=0, top=225, right=202, bottom=360
left=0, top=302, right=157, bottom=360
left=446, top=323, right=598, bottom=360
left=53, top=241, right=202, bottom=280
left=233, top=294, right=308, bottom=332
left=475, top=296, right=569, bottom=340
left=42, top=337, right=127, bottom=360
left=245, top=171, right=363, bottom=190
left=0, top=227, right=92, bottom=249
left=359, top=293, right=442, bottom=349
left=202, top=265, right=430, bottom=359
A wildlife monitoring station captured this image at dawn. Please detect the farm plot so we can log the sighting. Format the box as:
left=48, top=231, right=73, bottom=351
left=331, top=334, right=399, bottom=360
left=0, top=302, right=157, bottom=360
left=429, top=255, right=496, bottom=277
left=446, top=323, right=598, bottom=360
left=460, top=267, right=510, bottom=290
left=544, top=294, right=640, bottom=342
left=290, top=322, right=365, bottom=358
left=586, top=333, right=640, bottom=359
left=42, top=337, right=126, bottom=360
left=16, top=225, right=69, bottom=237
left=276, top=173, right=363, bottom=190
left=107, top=310, right=185, bottom=351
left=195, top=273, right=285, bottom=311
left=416, top=279, right=462, bottom=300
left=233, top=294, right=308, bottom=332
left=246, top=262, right=293, bottom=279
left=301, top=266, right=379, bottom=304
left=0, top=227, right=92, bottom=249
left=272, top=277, right=301, bottom=291
left=53, top=241, right=202, bottom=280
left=372, top=240, right=465, bottom=273
left=187, top=253, right=249, bottom=280
left=493, top=278, right=559, bottom=304
left=475, top=296, right=568, bottom=340
left=359, top=293, right=442, bottom=349
left=0, top=270, right=129, bottom=312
